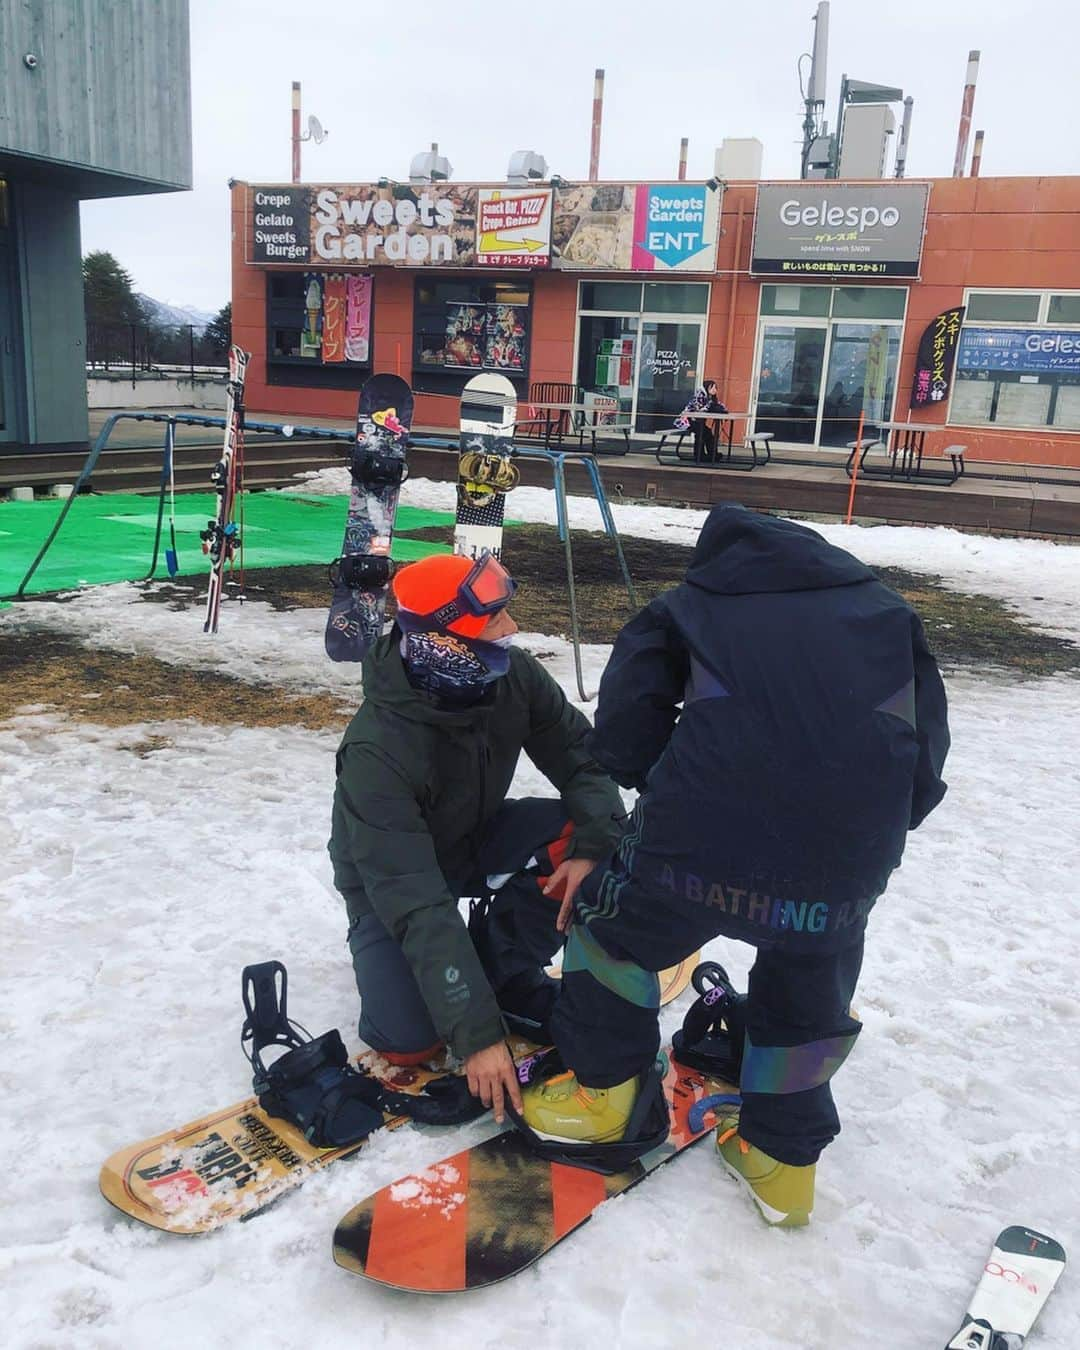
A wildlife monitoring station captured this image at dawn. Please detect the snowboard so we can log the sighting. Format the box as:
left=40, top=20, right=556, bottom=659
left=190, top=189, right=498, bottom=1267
left=332, top=1053, right=735, bottom=1292
left=98, top=960, right=696, bottom=1237
left=98, top=1039, right=537, bottom=1237
left=945, top=1226, right=1066, bottom=1349
left=453, top=372, right=518, bottom=562
left=325, top=374, right=413, bottom=662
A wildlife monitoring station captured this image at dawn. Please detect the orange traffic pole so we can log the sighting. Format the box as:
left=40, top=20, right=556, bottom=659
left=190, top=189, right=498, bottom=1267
left=844, top=409, right=865, bottom=526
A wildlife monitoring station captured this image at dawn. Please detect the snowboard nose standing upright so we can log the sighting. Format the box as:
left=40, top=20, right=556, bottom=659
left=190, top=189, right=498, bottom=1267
left=519, top=504, right=951, bottom=1227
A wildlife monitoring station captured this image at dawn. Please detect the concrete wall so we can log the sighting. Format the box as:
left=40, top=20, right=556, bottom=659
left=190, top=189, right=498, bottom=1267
left=0, top=0, right=191, bottom=195
left=17, top=181, right=88, bottom=448
left=87, top=373, right=226, bottom=410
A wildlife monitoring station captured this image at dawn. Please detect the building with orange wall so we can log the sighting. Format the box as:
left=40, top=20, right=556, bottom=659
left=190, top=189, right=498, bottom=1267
left=231, top=176, right=1080, bottom=469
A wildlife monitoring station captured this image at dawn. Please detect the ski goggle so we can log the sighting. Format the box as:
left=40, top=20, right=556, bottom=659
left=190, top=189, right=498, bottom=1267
left=427, top=554, right=517, bottom=630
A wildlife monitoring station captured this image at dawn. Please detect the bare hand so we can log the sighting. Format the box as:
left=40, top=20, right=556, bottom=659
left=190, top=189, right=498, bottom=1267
left=544, top=857, right=599, bottom=933
left=464, top=1041, right=524, bottom=1124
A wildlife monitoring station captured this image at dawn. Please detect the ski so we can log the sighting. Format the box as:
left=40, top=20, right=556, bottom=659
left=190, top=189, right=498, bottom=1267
left=946, top=1226, right=1066, bottom=1349
left=332, top=1051, right=736, bottom=1292
left=200, top=344, right=250, bottom=633
left=325, top=373, right=413, bottom=662
left=453, top=372, right=518, bottom=562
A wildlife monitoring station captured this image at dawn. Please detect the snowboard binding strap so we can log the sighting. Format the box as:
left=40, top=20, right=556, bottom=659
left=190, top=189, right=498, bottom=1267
left=671, top=961, right=746, bottom=1084
left=241, top=961, right=383, bottom=1150
left=328, top=554, right=394, bottom=590
left=351, top=446, right=408, bottom=489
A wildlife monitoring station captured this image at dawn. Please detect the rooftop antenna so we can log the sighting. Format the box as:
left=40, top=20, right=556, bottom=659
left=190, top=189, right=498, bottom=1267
left=800, top=2, right=830, bottom=178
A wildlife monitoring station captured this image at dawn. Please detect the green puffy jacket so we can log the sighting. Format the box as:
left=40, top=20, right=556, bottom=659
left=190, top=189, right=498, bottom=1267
left=328, top=632, right=625, bottom=1059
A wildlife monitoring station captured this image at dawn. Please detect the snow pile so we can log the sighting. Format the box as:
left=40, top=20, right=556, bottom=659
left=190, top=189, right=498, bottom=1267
left=1, top=493, right=1079, bottom=1347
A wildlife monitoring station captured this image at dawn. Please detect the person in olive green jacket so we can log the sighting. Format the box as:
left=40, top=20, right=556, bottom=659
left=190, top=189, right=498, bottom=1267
left=328, top=552, right=624, bottom=1123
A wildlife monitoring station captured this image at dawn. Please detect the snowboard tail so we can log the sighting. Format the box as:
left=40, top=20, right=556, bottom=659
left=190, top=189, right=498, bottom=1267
left=946, top=1226, right=1066, bottom=1349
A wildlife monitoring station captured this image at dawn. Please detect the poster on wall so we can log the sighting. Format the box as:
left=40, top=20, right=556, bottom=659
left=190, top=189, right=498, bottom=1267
left=485, top=304, right=527, bottom=370
left=552, top=184, right=636, bottom=269
left=251, top=184, right=478, bottom=266
left=751, top=183, right=929, bottom=277
left=477, top=189, right=552, bottom=268
left=301, top=273, right=323, bottom=357
left=910, top=307, right=964, bottom=408
left=439, top=303, right=528, bottom=371
left=443, top=304, right=487, bottom=368
left=631, top=185, right=720, bottom=271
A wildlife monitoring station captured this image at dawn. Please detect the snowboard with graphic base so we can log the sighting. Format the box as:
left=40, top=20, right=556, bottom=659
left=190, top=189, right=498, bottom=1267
left=332, top=1053, right=736, bottom=1292
left=99, top=959, right=696, bottom=1237
left=945, top=1226, right=1066, bottom=1349
left=325, top=374, right=413, bottom=662
left=201, top=344, right=249, bottom=634
left=453, top=373, right=518, bottom=562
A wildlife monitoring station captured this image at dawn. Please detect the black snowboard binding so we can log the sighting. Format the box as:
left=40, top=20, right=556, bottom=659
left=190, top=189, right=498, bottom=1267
left=508, top=1049, right=671, bottom=1175
left=671, top=961, right=746, bottom=1084
left=377, top=1070, right=488, bottom=1127
left=241, top=961, right=384, bottom=1149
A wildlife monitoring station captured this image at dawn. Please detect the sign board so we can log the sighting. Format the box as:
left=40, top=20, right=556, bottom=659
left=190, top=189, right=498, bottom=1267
left=751, top=183, right=929, bottom=278
left=552, top=183, right=720, bottom=271
left=957, top=327, right=1080, bottom=375
left=251, top=184, right=478, bottom=266
left=477, top=189, right=552, bottom=268
left=911, top=307, right=965, bottom=408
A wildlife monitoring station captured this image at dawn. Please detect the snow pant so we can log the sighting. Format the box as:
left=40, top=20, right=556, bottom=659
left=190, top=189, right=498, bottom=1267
left=552, top=914, right=864, bottom=1167
left=344, top=798, right=569, bottom=1055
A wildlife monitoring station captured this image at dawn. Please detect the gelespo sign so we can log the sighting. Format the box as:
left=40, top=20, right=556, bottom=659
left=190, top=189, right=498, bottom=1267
left=751, top=183, right=929, bottom=278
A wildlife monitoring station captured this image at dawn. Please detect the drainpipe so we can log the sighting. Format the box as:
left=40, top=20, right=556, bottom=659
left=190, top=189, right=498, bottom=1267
left=722, top=199, right=746, bottom=403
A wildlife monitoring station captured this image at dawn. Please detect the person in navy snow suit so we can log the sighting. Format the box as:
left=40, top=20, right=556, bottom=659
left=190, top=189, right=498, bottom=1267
left=519, top=504, right=950, bottom=1226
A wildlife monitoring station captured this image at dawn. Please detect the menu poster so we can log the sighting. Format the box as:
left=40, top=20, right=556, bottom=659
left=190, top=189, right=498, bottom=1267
left=437, top=303, right=528, bottom=371
left=485, top=304, right=527, bottom=371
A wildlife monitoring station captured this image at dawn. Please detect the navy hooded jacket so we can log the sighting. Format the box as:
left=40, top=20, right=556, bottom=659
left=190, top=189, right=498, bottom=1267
left=582, top=505, right=950, bottom=953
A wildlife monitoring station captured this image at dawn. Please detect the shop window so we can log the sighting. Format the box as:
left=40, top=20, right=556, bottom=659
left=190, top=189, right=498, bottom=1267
left=579, top=281, right=642, bottom=312
left=831, top=287, right=906, bottom=320
left=965, top=292, right=1041, bottom=323
left=642, top=283, right=708, bottom=315
left=414, top=278, right=531, bottom=377
left=760, top=285, right=830, bottom=317
left=266, top=271, right=372, bottom=368
left=1048, top=294, right=1080, bottom=325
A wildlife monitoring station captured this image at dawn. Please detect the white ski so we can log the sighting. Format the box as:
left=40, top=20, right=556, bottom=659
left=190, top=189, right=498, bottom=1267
left=946, top=1226, right=1066, bottom=1349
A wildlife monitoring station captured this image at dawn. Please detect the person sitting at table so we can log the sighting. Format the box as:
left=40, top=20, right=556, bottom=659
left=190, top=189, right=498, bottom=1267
left=675, top=379, right=728, bottom=462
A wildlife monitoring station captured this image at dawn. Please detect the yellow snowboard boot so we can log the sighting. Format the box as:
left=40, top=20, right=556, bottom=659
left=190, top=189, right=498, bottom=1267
left=715, top=1113, right=815, bottom=1228
left=519, top=1070, right=639, bottom=1143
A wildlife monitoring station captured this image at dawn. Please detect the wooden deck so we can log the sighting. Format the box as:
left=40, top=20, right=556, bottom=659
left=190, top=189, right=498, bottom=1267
left=1, top=409, right=1077, bottom=539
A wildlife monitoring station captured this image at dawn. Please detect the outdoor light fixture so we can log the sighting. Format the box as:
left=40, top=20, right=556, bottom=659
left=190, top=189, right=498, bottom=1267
left=549, top=174, right=573, bottom=189
left=706, top=177, right=722, bottom=191
left=377, top=177, right=391, bottom=187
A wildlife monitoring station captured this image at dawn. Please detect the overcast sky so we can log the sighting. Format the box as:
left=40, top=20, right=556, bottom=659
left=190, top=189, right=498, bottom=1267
left=80, top=0, right=1080, bottom=314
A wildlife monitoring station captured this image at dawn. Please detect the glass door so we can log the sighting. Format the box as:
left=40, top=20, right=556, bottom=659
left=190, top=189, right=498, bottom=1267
left=819, top=322, right=902, bottom=447
left=753, top=323, right=827, bottom=445
left=634, top=319, right=703, bottom=435
left=575, top=314, right=639, bottom=429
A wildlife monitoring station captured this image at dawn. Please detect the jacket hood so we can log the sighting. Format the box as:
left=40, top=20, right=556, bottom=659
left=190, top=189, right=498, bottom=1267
left=685, top=504, right=874, bottom=597
left=360, top=629, right=495, bottom=727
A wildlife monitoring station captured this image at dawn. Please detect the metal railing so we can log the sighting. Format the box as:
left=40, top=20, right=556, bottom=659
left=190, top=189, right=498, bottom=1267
left=85, top=322, right=229, bottom=386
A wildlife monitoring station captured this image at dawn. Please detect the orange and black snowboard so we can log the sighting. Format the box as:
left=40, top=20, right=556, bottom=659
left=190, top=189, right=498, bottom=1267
left=332, top=1055, right=736, bottom=1292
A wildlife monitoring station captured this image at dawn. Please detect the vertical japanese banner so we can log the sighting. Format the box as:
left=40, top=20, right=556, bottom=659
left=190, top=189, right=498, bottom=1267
left=863, top=325, right=891, bottom=423
left=344, top=275, right=372, bottom=362
left=910, top=307, right=965, bottom=408
left=321, top=276, right=346, bottom=363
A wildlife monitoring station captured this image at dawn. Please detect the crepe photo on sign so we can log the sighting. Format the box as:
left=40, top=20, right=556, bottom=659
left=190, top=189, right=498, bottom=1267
left=552, top=185, right=635, bottom=270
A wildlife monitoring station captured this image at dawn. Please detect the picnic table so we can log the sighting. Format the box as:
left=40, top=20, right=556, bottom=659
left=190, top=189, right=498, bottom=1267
left=655, top=412, right=773, bottom=472
left=845, top=421, right=966, bottom=485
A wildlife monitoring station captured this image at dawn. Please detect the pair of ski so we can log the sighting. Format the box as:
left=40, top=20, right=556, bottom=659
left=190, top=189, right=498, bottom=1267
left=325, top=371, right=519, bottom=663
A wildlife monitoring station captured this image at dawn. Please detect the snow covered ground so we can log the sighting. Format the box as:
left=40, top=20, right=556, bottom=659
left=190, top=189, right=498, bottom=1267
left=1, top=486, right=1078, bottom=1347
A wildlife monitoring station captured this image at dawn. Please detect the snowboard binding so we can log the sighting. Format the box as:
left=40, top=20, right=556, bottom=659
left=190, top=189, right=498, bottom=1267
left=457, top=449, right=520, bottom=495
left=351, top=445, right=408, bottom=489
left=241, top=961, right=384, bottom=1150
left=328, top=553, right=394, bottom=590
left=508, top=1049, right=671, bottom=1175
left=671, top=961, right=746, bottom=1084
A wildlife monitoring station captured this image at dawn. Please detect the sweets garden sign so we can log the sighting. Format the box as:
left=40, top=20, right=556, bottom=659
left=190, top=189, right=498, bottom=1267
left=249, top=182, right=720, bottom=272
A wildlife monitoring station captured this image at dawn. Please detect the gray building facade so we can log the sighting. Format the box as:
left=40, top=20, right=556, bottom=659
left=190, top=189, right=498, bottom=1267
left=0, top=1, right=192, bottom=452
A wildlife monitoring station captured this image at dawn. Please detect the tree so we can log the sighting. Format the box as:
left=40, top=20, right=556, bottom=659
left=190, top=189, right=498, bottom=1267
left=82, top=251, right=148, bottom=328
left=204, top=302, right=232, bottom=353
